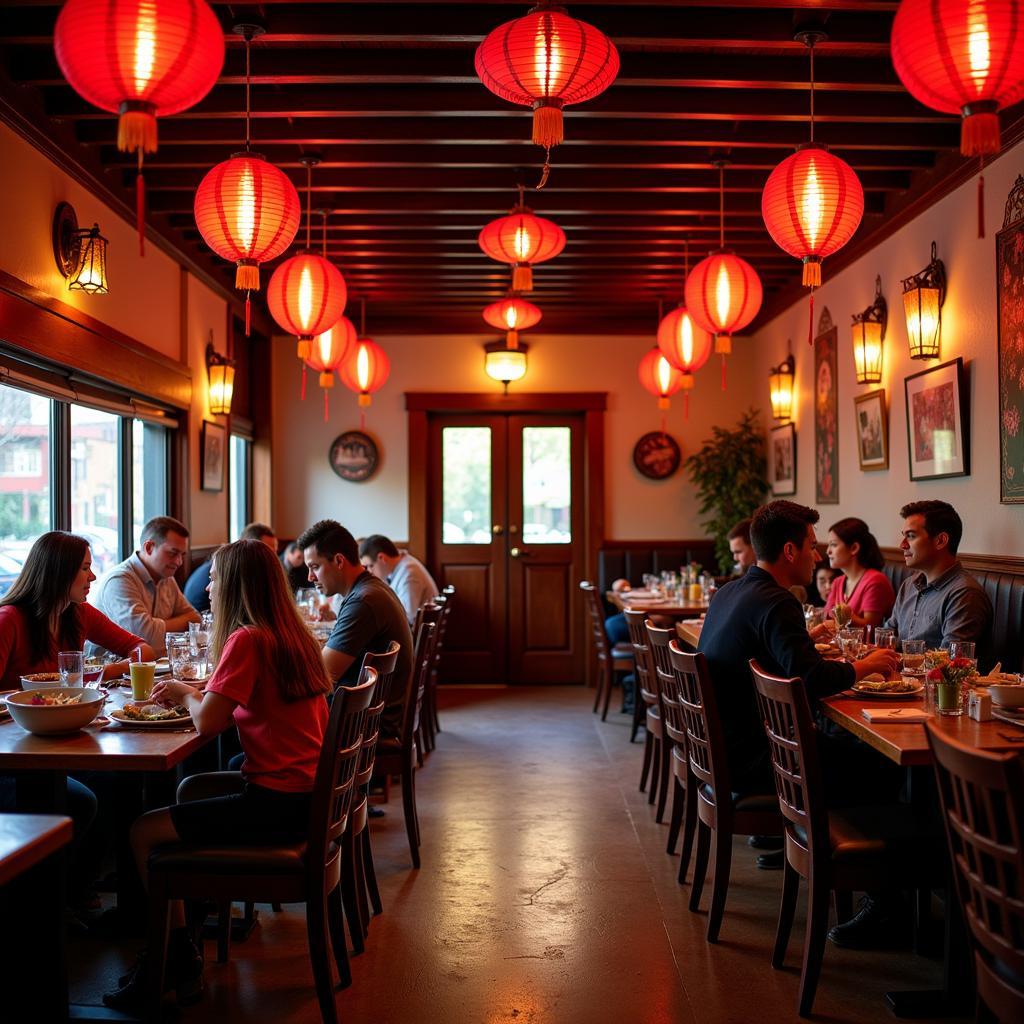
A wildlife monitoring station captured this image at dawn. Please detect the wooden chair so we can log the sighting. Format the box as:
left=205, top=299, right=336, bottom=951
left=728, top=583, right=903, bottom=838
left=750, top=660, right=943, bottom=1017
left=341, top=641, right=401, bottom=953
left=624, top=609, right=661, bottom=800
left=580, top=581, right=633, bottom=720
left=420, top=584, right=454, bottom=752
left=144, top=673, right=377, bottom=1024
left=644, top=620, right=679, bottom=824
left=415, top=594, right=445, bottom=765
left=926, top=723, right=1024, bottom=1024
left=670, top=646, right=782, bottom=941
left=374, top=609, right=440, bottom=869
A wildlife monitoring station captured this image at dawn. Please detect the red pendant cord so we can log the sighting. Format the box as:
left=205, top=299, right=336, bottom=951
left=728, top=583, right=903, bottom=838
left=245, top=294, right=251, bottom=337
left=721, top=352, right=727, bottom=391
left=807, top=290, right=815, bottom=346
left=323, top=390, right=329, bottom=422
left=301, top=363, right=307, bottom=401
left=136, top=150, right=145, bottom=257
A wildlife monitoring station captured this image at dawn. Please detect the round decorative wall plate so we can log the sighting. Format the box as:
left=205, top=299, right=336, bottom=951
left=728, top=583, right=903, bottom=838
left=633, top=431, right=681, bottom=480
left=329, top=430, right=379, bottom=482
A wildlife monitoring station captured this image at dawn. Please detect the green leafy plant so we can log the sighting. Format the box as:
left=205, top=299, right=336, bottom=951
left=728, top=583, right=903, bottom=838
left=686, top=409, right=769, bottom=574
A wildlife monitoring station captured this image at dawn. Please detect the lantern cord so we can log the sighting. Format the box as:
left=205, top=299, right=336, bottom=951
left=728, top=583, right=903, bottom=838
left=360, top=297, right=366, bottom=336
left=305, top=163, right=312, bottom=250
left=978, top=155, right=986, bottom=239
left=720, top=353, right=727, bottom=391
left=321, top=211, right=328, bottom=258
left=360, top=409, right=366, bottom=431
left=301, top=363, right=307, bottom=402
left=136, top=149, right=145, bottom=258
left=718, top=164, right=725, bottom=248
left=535, top=146, right=552, bottom=190
left=245, top=36, right=252, bottom=151
left=809, top=40, right=815, bottom=144
left=807, top=289, right=815, bottom=346
left=245, top=293, right=251, bottom=337
left=323, top=390, right=329, bottom=423
left=660, top=412, right=667, bottom=435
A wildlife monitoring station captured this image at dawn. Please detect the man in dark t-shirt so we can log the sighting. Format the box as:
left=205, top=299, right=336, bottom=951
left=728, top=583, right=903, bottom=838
left=297, top=519, right=413, bottom=739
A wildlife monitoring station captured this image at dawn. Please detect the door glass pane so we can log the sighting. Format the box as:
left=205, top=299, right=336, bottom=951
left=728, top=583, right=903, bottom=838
left=0, top=384, right=51, bottom=596
left=522, top=426, right=571, bottom=544
left=70, top=405, right=120, bottom=576
left=442, top=426, right=491, bottom=544
left=132, top=420, right=169, bottom=548
left=229, top=434, right=250, bottom=541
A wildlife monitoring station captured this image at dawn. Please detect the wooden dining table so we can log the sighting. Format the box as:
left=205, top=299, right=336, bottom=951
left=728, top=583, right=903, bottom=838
left=607, top=590, right=710, bottom=618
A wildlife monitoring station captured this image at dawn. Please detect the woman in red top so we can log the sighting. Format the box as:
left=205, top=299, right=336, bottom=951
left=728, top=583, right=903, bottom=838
left=0, top=531, right=152, bottom=689
left=823, top=517, right=896, bottom=630
left=106, top=539, right=331, bottom=1011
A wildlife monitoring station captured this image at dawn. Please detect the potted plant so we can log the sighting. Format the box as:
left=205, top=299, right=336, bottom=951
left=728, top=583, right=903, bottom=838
left=686, top=409, right=769, bottom=575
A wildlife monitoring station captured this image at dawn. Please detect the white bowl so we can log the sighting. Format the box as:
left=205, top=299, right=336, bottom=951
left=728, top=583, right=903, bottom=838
left=989, top=684, right=1024, bottom=708
left=5, top=687, right=104, bottom=735
left=19, top=673, right=65, bottom=691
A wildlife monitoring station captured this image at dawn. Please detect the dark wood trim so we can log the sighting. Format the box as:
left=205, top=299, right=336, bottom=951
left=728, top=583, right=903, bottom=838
left=602, top=538, right=714, bottom=549
left=407, top=409, right=429, bottom=568
left=405, top=392, right=607, bottom=413
left=880, top=546, right=1024, bottom=576
left=0, top=269, right=191, bottom=409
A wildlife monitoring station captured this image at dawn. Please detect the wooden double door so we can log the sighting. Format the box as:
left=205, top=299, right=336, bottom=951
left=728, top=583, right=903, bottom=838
left=427, top=412, right=585, bottom=685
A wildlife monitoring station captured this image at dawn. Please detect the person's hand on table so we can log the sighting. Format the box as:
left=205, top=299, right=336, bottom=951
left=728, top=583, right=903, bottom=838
left=854, top=648, right=900, bottom=681
left=151, top=679, right=203, bottom=706
left=809, top=622, right=834, bottom=640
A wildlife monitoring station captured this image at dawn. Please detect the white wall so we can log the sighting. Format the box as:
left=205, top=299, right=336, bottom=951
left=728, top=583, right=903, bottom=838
left=750, top=138, right=1024, bottom=556
left=271, top=330, right=761, bottom=542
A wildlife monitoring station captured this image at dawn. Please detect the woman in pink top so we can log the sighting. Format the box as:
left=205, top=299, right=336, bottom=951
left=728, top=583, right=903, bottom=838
left=107, top=539, right=331, bottom=1011
left=823, top=517, right=896, bottom=629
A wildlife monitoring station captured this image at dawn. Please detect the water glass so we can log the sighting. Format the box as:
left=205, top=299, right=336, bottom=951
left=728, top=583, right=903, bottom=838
left=82, top=656, right=105, bottom=688
left=948, top=641, right=977, bottom=670
left=838, top=627, right=866, bottom=662
left=188, top=620, right=210, bottom=654
left=874, top=628, right=896, bottom=650
left=58, top=650, right=83, bottom=687
left=901, top=639, right=926, bottom=674
left=168, top=637, right=197, bottom=681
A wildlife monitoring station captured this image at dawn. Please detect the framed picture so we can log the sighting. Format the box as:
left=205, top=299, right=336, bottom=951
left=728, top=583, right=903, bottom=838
left=632, top=431, right=681, bottom=480
left=904, top=357, right=969, bottom=481
left=997, top=173, right=1024, bottom=502
left=814, top=315, right=839, bottom=503
left=329, top=430, right=380, bottom=482
left=200, top=420, right=225, bottom=491
left=769, top=423, right=796, bottom=495
left=853, top=389, right=889, bottom=471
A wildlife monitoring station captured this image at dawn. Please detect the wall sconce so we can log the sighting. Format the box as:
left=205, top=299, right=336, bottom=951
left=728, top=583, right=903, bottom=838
left=902, top=241, right=945, bottom=360
left=206, top=339, right=235, bottom=416
left=52, top=202, right=108, bottom=294
left=768, top=353, right=795, bottom=421
left=484, top=340, right=528, bottom=393
left=851, top=275, right=887, bottom=385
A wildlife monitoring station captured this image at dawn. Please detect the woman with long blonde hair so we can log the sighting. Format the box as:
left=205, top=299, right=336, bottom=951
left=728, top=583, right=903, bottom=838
left=105, top=539, right=331, bottom=1011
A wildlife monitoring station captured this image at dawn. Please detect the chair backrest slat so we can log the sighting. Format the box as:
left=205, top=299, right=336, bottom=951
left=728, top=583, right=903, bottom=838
left=647, top=621, right=685, bottom=742
left=624, top=608, right=657, bottom=704
left=355, top=641, right=401, bottom=787
left=579, top=581, right=610, bottom=660
left=403, top=607, right=440, bottom=754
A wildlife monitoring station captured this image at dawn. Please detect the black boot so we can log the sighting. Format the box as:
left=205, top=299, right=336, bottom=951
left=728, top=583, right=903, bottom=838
left=827, top=895, right=910, bottom=949
left=104, top=929, right=204, bottom=1011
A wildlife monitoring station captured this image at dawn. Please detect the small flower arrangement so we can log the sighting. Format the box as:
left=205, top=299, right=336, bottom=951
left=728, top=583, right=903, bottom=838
left=927, top=656, right=978, bottom=715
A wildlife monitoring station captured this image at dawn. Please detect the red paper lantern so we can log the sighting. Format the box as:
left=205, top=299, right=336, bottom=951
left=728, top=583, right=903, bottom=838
left=478, top=204, right=566, bottom=292
left=304, top=316, right=357, bottom=421
left=657, top=306, right=713, bottom=418
left=340, top=338, right=390, bottom=427
left=267, top=253, right=347, bottom=361
left=761, top=146, right=864, bottom=288
left=54, top=0, right=224, bottom=155
left=637, top=347, right=683, bottom=409
left=483, top=297, right=542, bottom=348
left=194, top=152, right=301, bottom=301
left=475, top=3, right=619, bottom=150
left=892, top=0, right=1024, bottom=157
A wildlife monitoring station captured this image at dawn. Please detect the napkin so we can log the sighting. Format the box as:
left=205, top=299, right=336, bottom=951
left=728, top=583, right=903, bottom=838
left=861, top=708, right=929, bottom=723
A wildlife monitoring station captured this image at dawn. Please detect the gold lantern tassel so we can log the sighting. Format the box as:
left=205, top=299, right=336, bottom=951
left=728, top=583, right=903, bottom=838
left=715, top=335, right=731, bottom=391
left=802, top=256, right=821, bottom=288
left=507, top=329, right=519, bottom=349
left=513, top=264, right=533, bottom=292
left=236, top=261, right=260, bottom=292
left=117, top=102, right=158, bottom=155
left=961, top=103, right=1000, bottom=157
left=297, top=339, right=312, bottom=360
left=532, top=101, right=564, bottom=149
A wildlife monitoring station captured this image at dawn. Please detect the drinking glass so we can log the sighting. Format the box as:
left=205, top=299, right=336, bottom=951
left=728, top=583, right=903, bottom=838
left=58, top=650, right=83, bottom=687
left=874, top=628, right=896, bottom=650
left=82, top=656, right=105, bottom=688
left=948, top=641, right=976, bottom=669
left=838, top=627, right=866, bottom=662
left=129, top=646, right=155, bottom=701
left=168, top=637, right=197, bottom=681
left=188, top=619, right=210, bottom=653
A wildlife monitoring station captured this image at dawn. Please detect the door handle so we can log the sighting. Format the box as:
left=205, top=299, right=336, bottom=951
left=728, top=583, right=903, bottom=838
left=510, top=547, right=530, bottom=558
left=492, top=524, right=504, bottom=535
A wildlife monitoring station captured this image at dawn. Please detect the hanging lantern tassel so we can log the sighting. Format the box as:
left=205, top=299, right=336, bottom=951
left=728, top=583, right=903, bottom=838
left=978, top=157, right=986, bottom=240
left=802, top=256, right=821, bottom=288
left=135, top=151, right=146, bottom=258
left=507, top=330, right=519, bottom=350
left=681, top=376, right=694, bottom=420
left=513, top=263, right=533, bottom=291
left=319, top=373, right=333, bottom=422
left=536, top=146, right=552, bottom=191
left=297, top=339, right=312, bottom=360
left=359, top=393, right=371, bottom=431
left=532, top=100, right=564, bottom=149
left=807, top=290, right=815, bottom=346
left=961, top=102, right=1000, bottom=158
left=244, top=293, right=251, bottom=337
left=300, top=362, right=307, bottom=402
left=715, top=335, right=731, bottom=391
left=118, top=101, right=158, bottom=156
left=236, top=260, right=260, bottom=292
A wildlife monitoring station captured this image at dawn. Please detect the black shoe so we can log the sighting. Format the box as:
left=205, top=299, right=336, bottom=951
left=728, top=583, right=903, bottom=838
left=105, top=931, right=204, bottom=1011
left=756, top=849, right=784, bottom=870
left=368, top=805, right=386, bottom=819
left=827, top=896, right=910, bottom=950
left=747, top=834, right=783, bottom=850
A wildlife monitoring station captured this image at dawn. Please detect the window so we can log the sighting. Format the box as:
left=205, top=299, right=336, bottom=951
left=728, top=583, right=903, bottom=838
left=132, top=420, right=169, bottom=548
left=441, top=426, right=492, bottom=544
left=229, top=434, right=251, bottom=542
left=521, top=426, right=572, bottom=544
left=0, top=384, right=51, bottom=596
left=70, top=404, right=120, bottom=576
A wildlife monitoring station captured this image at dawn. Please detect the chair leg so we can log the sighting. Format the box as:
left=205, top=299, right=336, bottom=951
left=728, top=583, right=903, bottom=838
left=216, top=900, right=232, bottom=963
left=145, top=874, right=171, bottom=1021
left=326, top=884, right=352, bottom=990
left=353, top=827, right=370, bottom=939
left=630, top=699, right=644, bottom=743
left=306, top=892, right=339, bottom=1024
left=797, top=871, right=832, bottom=1018
left=402, top=762, right=421, bottom=869
left=647, top=735, right=661, bottom=806
left=362, top=826, right=383, bottom=916
left=677, top=775, right=698, bottom=886
left=688, top=821, right=711, bottom=912
left=666, top=775, right=684, bottom=855
left=772, top=859, right=800, bottom=969
left=415, top=727, right=425, bottom=767
left=638, top=731, right=653, bottom=792
left=706, top=822, right=734, bottom=944
left=655, top=739, right=671, bottom=823
left=593, top=660, right=606, bottom=713
left=340, top=832, right=365, bottom=955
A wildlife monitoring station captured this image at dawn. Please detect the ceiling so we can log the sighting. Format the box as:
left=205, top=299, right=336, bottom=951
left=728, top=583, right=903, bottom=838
left=2, top=0, right=1022, bottom=337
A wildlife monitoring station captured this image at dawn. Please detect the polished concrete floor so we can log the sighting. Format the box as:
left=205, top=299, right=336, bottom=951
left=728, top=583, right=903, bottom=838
left=71, top=686, right=965, bottom=1022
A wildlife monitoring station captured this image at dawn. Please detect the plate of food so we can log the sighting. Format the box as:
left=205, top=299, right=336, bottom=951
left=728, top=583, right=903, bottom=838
left=853, top=678, right=924, bottom=698
left=109, top=703, right=192, bottom=728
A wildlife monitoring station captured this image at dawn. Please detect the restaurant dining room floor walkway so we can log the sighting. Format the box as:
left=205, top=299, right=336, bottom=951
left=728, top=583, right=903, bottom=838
left=69, top=686, right=966, bottom=1023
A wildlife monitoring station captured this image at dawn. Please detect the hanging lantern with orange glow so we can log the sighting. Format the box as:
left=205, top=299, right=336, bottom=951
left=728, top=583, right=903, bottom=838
left=478, top=186, right=566, bottom=291
left=761, top=32, right=864, bottom=342
left=475, top=1, right=619, bottom=186
left=638, top=346, right=683, bottom=433
left=892, top=0, right=1024, bottom=234
left=483, top=296, right=542, bottom=349
left=305, top=316, right=357, bottom=422
left=656, top=305, right=713, bottom=419
left=194, top=28, right=300, bottom=334
left=339, top=301, right=390, bottom=429
left=55, top=0, right=225, bottom=255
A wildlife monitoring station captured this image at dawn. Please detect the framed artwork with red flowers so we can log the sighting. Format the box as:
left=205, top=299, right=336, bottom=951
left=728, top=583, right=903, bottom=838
left=997, top=174, right=1024, bottom=502
left=814, top=311, right=839, bottom=504
left=904, top=358, right=968, bottom=482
